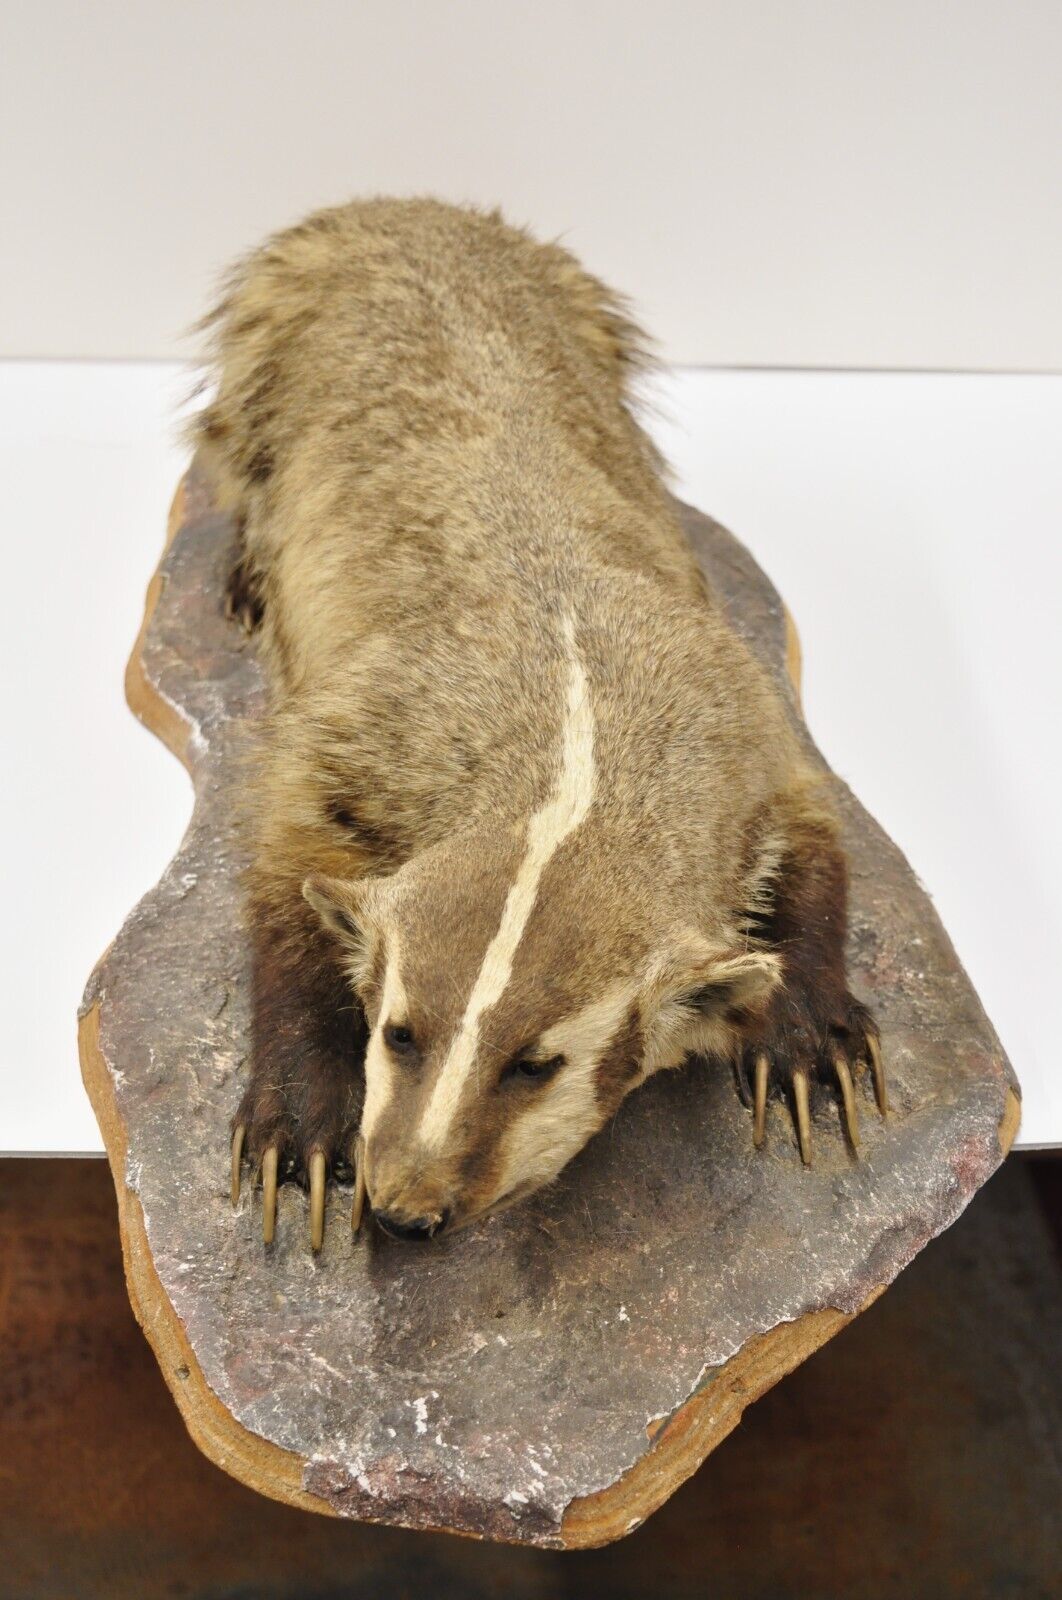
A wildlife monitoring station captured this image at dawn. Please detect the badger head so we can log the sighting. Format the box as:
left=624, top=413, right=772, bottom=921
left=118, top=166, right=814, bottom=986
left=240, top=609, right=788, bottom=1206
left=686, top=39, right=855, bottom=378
left=303, top=818, right=779, bottom=1239
left=302, top=609, right=784, bottom=1238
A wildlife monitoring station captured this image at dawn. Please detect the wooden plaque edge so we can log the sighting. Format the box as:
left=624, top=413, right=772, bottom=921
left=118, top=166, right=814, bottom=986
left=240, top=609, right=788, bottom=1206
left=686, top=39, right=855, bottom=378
left=79, top=473, right=1021, bottom=1550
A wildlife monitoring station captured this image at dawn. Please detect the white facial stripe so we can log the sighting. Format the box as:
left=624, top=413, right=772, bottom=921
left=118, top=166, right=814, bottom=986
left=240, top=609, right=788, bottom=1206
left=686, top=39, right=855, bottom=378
left=419, top=617, right=597, bottom=1151
left=537, top=981, right=638, bottom=1067
left=494, top=982, right=638, bottom=1199
left=359, top=940, right=408, bottom=1144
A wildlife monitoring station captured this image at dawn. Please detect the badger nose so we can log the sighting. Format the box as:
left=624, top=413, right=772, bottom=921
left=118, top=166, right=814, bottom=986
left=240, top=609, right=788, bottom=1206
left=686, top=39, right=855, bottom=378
left=373, top=1208, right=449, bottom=1241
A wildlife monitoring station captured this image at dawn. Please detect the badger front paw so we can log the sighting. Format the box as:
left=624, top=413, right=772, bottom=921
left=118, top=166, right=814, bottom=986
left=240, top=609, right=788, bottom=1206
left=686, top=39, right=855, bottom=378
left=735, top=989, right=887, bottom=1164
left=229, top=1066, right=364, bottom=1251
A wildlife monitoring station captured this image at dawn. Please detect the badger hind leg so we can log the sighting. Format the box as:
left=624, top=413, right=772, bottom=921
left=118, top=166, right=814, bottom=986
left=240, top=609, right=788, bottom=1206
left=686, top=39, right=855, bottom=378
left=223, top=518, right=266, bottom=634
left=735, top=806, right=887, bottom=1164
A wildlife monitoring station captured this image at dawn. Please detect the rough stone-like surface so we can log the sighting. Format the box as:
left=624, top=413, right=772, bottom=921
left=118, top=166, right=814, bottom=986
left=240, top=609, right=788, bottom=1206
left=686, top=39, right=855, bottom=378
left=79, top=462, right=1019, bottom=1547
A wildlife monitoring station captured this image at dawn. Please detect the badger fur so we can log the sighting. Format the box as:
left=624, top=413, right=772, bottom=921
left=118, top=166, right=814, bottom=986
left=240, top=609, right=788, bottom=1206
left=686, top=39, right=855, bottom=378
left=195, top=198, right=881, bottom=1247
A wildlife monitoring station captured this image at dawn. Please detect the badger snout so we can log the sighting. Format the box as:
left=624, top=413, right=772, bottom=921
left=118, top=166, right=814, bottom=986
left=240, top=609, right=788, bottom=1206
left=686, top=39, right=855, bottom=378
left=365, top=1145, right=454, bottom=1240
left=373, top=1206, right=450, bottom=1241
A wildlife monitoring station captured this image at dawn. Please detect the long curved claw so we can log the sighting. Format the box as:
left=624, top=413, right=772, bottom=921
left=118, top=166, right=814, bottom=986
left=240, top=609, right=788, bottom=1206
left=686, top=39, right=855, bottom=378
left=866, top=1033, right=888, bottom=1115
left=262, top=1145, right=279, bottom=1245
left=351, top=1138, right=366, bottom=1235
left=752, top=1053, right=769, bottom=1149
left=230, top=1124, right=245, bottom=1208
left=792, top=1069, right=812, bottom=1165
left=309, top=1150, right=327, bottom=1252
left=834, top=1054, right=860, bottom=1150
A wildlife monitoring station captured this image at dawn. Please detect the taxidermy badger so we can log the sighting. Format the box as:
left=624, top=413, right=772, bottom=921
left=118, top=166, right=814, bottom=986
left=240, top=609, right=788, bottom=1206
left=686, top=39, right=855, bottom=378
left=194, top=198, right=886, bottom=1252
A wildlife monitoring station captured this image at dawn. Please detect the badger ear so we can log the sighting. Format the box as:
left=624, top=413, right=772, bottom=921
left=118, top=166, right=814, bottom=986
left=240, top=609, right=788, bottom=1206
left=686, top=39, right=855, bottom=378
left=651, top=935, right=782, bottom=1018
left=675, top=948, right=782, bottom=1015
left=639, top=934, right=780, bottom=1081
left=302, top=874, right=385, bottom=980
left=642, top=934, right=782, bottom=1075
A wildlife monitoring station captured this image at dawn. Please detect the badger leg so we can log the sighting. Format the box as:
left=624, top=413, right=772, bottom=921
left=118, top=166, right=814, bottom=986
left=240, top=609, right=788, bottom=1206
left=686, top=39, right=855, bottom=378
left=223, top=516, right=266, bottom=634
left=735, top=812, right=886, bottom=1163
left=230, top=910, right=365, bottom=1250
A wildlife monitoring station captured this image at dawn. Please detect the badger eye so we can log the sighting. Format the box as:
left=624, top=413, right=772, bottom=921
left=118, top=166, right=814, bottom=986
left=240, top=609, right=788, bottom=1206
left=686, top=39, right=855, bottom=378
left=383, top=1022, right=416, bottom=1054
left=504, top=1053, right=565, bottom=1084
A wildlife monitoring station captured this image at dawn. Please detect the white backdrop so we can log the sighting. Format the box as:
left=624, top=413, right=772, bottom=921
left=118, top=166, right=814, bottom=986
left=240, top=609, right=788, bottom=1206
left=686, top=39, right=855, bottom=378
left=3, top=0, right=1061, bottom=369
left=2, top=6, right=1058, bottom=1148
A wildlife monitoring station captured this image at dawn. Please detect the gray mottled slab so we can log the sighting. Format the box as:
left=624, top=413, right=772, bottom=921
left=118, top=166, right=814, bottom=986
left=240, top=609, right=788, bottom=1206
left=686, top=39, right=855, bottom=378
left=79, top=462, right=1018, bottom=1547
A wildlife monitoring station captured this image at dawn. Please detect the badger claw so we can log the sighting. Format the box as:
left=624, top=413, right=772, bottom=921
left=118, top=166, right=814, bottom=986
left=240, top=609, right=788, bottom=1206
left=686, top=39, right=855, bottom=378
left=833, top=1053, right=860, bottom=1149
left=752, top=1053, right=769, bottom=1149
left=866, top=1032, right=889, bottom=1115
left=309, top=1150, right=326, bottom=1252
left=230, top=1123, right=246, bottom=1207
left=261, top=1145, right=279, bottom=1244
left=792, top=1069, right=812, bottom=1165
